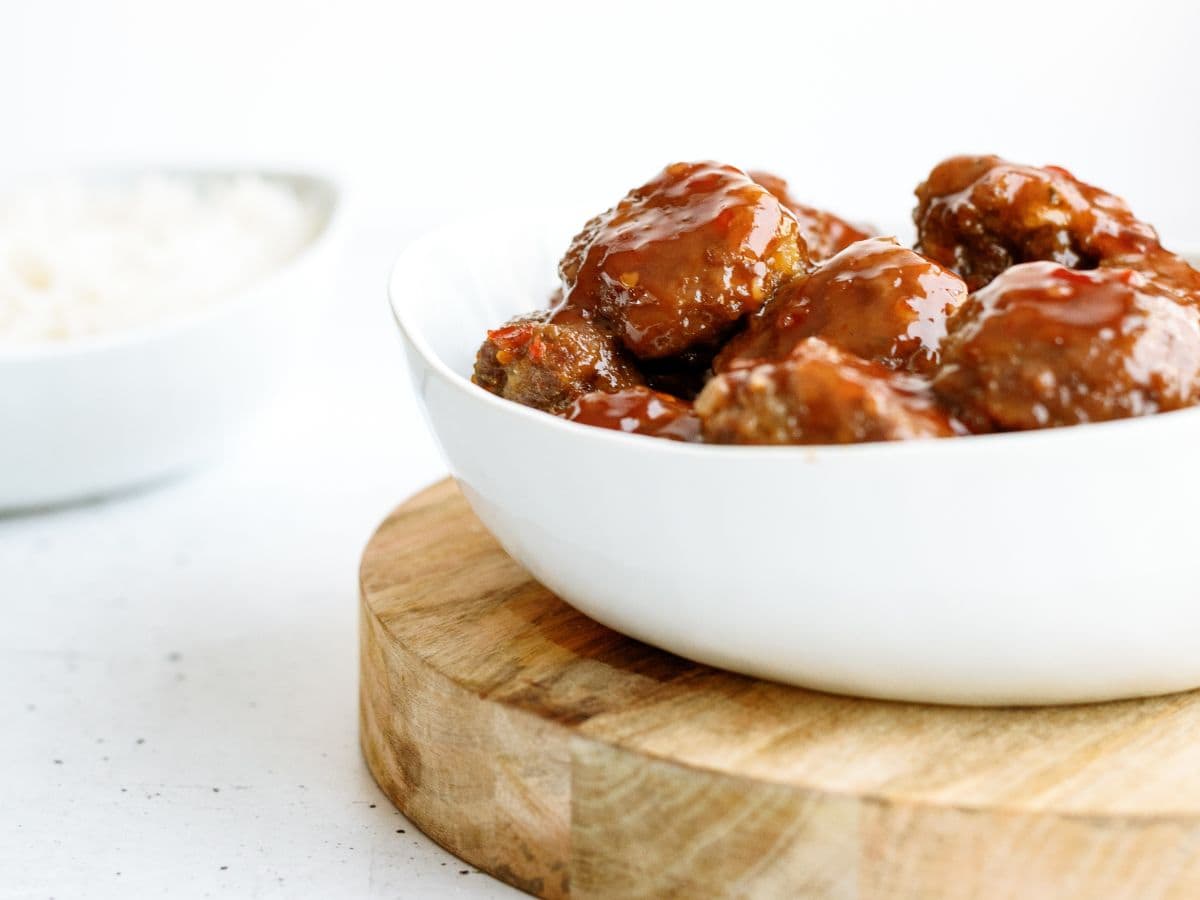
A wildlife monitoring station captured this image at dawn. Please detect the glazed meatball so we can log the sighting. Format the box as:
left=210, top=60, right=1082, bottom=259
left=914, top=155, right=1161, bottom=290
left=934, top=262, right=1200, bottom=431
left=1138, top=249, right=1200, bottom=306
left=473, top=308, right=643, bottom=414
left=566, top=387, right=701, bottom=442
left=749, top=170, right=871, bottom=261
left=716, top=237, right=968, bottom=375
left=696, top=338, right=956, bottom=445
left=558, top=161, right=808, bottom=360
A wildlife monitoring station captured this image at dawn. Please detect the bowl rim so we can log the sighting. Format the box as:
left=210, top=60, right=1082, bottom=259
left=0, top=166, right=346, bottom=361
left=389, top=212, right=1200, bottom=459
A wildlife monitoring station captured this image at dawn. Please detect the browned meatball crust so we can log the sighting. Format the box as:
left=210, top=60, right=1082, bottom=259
left=558, top=161, right=808, bottom=360
left=696, top=338, right=956, bottom=445
left=716, top=237, right=968, bottom=375
left=914, top=155, right=1161, bottom=290
left=566, top=387, right=701, bottom=442
left=473, top=309, right=643, bottom=414
left=934, top=262, right=1200, bottom=431
left=749, top=170, right=871, bottom=261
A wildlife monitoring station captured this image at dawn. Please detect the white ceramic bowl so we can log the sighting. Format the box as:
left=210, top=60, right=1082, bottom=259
left=390, top=213, right=1200, bottom=706
left=0, top=169, right=343, bottom=511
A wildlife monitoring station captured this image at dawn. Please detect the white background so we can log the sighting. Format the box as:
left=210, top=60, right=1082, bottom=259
left=3, top=1, right=1199, bottom=897
left=7, top=0, right=1200, bottom=242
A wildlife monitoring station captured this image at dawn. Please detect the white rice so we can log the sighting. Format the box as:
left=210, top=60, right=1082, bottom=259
left=0, top=174, right=319, bottom=345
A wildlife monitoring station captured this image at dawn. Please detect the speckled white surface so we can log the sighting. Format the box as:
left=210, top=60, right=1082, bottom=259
left=0, top=220, right=520, bottom=899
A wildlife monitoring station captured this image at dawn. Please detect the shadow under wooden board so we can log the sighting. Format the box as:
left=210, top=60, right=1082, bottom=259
left=359, top=478, right=1200, bottom=899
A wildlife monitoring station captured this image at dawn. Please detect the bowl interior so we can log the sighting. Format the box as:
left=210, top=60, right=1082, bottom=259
left=394, top=212, right=581, bottom=377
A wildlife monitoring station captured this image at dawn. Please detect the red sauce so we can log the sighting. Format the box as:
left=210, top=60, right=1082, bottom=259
left=471, top=157, right=1200, bottom=444
left=717, top=237, right=967, bottom=374
left=555, top=162, right=806, bottom=359
left=566, top=388, right=701, bottom=442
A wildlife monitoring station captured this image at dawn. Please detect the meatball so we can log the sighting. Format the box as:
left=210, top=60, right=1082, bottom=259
left=1137, top=249, right=1200, bottom=306
left=473, top=308, right=643, bottom=414
left=934, top=262, right=1200, bottom=431
left=696, top=338, right=956, bottom=445
left=566, top=388, right=701, bottom=442
left=558, top=161, right=808, bottom=360
left=749, top=170, right=871, bottom=261
left=914, top=155, right=1161, bottom=290
left=716, top=237, right=968, bottom=375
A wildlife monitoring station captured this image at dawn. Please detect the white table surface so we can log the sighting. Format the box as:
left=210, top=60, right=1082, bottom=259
left=0, top=217, right=521, bottom=898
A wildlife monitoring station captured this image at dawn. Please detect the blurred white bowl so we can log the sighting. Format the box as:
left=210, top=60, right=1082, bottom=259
left=0, top=169, right=343, bottom=510
left=390, top=212, right=1200, bottom=706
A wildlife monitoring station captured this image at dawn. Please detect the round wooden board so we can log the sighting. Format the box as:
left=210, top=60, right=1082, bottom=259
left=360, top=479, right=1200, bottom=899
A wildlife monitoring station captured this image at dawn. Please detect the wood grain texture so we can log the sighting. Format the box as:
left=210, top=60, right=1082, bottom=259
left=360, top=479, right=1200, bottom=898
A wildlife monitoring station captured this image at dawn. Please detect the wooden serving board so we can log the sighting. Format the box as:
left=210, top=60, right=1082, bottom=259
left=360, top=479, right=1200, bottom=899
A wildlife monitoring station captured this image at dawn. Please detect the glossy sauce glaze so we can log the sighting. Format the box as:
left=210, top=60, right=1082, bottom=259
left=471, top=158, right=1200, bottom=444
left=935, top=262, right=1200, bottom=430
left=716, top=237, right=967, bottom=375
left=914, top=155, right=1161, bottom=291
left=566, top=388, right=701, bottom=442
left=556, top=162, right=807, bottom=359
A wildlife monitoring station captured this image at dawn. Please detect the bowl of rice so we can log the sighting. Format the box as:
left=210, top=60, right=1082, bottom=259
left=0, top=168, right=343, bottom=510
